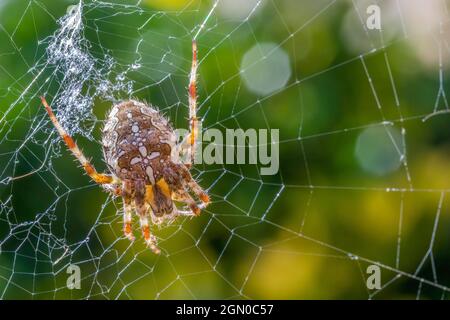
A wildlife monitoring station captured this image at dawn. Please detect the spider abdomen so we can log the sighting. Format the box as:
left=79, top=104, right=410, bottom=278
left=102, top=100, right=177, bottom=185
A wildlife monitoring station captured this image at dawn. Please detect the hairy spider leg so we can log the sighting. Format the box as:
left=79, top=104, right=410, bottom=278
left=187, top=179, right=210, bottom=205
left=178, top=164, right=210, bottom=205
left=161, top=165, right=203, bottom=215
left=40, top=96, right=116, bottom=185
left=122, top=180, right=135, bottom=241
left=173, top=188, right=201, bottom=216
left=135, top=180, right=160, bottom=254
left=188, top=40, right=199, bottom=166
left=102, top=183, right=122, bottom=196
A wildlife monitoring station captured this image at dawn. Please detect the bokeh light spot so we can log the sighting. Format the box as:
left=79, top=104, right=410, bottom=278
left=218, top=0, right=263, bottom=20
left=355, top=126, right=403, bottom=176
left=240, top=42, right=291, bottom=96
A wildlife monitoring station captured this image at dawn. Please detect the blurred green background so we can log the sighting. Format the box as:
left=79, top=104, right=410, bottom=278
left=0, top=0, right=449, bottom=299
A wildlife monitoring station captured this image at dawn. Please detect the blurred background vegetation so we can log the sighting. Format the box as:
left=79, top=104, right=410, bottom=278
left=0, top=0, right=449, bottom=299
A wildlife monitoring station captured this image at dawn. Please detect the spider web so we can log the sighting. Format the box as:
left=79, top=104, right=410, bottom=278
left=0, top=0, right=450, bottom=299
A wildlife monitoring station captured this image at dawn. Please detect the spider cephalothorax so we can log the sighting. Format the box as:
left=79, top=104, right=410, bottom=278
left=40, top=41, right=209, bottom=254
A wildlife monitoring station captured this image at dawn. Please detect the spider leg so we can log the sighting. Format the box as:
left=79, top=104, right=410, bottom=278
left=178, top=164, right=210, bottom=205
left=187, top=40, right=199, bottom=166
left=40, top=96, right=115, bottom=185
left=160, top=165, right=202, bottom=215
left=186, top=179, right=210, bottom=205
left=135, top=180, right=160, bottom=254
left=102, top=183, right=122, bottom=196
left=122, top=180, right=135, bottom=241
left=173, top=189, right=201, bottom=216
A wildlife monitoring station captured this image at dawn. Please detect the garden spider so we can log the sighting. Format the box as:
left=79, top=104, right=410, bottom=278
left=40, top=41, right=209, bottom=254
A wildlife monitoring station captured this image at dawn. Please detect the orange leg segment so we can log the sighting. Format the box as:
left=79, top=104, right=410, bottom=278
left=40, top=96, right=114, bottom=185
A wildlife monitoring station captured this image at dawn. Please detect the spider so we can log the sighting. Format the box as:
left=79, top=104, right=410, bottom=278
left=40, top=41, right=209, bottom=254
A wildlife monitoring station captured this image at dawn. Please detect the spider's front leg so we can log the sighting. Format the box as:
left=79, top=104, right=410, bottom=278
left=187, top=40, right=199, bottom=166
left=40, top=96, right=116, bottom=185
